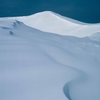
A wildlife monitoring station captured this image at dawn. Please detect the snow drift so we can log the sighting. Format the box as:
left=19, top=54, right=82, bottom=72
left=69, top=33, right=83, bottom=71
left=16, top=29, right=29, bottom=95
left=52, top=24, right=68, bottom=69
left=0, top=15, right=100, bottom=100
left=1, top=11, right=100, bottom=37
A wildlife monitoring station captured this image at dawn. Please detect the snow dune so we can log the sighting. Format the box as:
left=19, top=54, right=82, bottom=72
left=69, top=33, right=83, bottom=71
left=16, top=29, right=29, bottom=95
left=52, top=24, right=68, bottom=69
left=0, top=19, right=100, bottom=100
left=1, top=11, right=100, bottom=37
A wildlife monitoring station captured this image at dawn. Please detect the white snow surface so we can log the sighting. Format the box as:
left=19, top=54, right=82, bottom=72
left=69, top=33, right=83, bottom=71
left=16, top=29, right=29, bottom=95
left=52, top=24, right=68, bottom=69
left=1, top=11, right=100, bottom=37
left=89, top=32, right=100, bottom=41
left=0, top=18, right=100, bottom=100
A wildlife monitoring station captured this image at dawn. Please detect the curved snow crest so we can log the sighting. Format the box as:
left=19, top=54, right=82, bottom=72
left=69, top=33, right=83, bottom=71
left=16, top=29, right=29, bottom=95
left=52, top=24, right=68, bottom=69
left=47, top=11, right=87, bottom=25
left=63, top=69, right=88, bottom=100
left=1, top=19, right=100, bottom=100
left=29, top=11, right=88, bottom=25
left=0, top=11, right=87, bottom=25
left=1, top=11, right=100, bottom=37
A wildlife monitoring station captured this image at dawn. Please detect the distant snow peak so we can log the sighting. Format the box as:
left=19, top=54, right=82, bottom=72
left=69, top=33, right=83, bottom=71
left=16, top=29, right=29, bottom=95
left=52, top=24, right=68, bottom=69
left=13, top=11, right=100, bottom=37
left=0, top=11, right=100, bottom=37
left=32, top=11, right=86, bottom=25
left=34, top=11, right=54, bottom=15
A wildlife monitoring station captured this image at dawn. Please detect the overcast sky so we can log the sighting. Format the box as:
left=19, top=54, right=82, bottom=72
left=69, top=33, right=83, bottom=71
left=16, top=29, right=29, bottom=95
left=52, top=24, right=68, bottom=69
left=0, top=0, right=100, bottom=23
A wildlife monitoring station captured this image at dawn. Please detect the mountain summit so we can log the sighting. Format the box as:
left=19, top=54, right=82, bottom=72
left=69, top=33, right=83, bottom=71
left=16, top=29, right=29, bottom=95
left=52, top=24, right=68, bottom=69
left=1, top=12, right=100, bottom=100
left=1, top=11, right=100, bottom=37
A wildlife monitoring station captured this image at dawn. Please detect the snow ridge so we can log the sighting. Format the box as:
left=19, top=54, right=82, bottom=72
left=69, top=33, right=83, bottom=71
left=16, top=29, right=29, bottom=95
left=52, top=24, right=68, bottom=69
left=0, top=17, right=100, bottom=100
left=0, top=11, right=100, bottom=37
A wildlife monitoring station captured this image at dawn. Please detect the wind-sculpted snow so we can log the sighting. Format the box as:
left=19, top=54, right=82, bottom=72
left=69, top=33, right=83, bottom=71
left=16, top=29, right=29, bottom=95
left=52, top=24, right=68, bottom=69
left=0, top=20, right=100, bottom=100
left=1, top=11, right=100, bottom=37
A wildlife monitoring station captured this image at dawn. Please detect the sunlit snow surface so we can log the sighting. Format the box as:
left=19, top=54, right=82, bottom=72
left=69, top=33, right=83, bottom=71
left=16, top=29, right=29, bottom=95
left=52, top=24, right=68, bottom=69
left=0, top=15, right=100, bottom=100
left=2, top=11, right=100, bottom=37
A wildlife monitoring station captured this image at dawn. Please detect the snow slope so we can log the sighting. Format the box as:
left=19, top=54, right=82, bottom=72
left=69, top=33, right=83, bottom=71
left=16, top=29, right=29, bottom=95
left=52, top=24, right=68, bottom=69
left=89, top=32, right=100, bottom=41
left=1, top=11, right=100, bottom=37
left=0, top=19, right=100, bottom=100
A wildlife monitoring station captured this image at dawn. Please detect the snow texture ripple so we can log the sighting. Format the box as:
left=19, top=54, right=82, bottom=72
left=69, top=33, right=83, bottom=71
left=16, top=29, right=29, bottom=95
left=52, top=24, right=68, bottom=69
left=0, top=15, right=100, bottom=100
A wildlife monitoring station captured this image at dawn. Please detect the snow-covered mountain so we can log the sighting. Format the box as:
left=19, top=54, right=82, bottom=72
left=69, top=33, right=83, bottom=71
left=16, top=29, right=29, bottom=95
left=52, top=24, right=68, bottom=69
left=0, top=17, right=100, bottom=100
left=1, top=11, right=100, bottom=37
